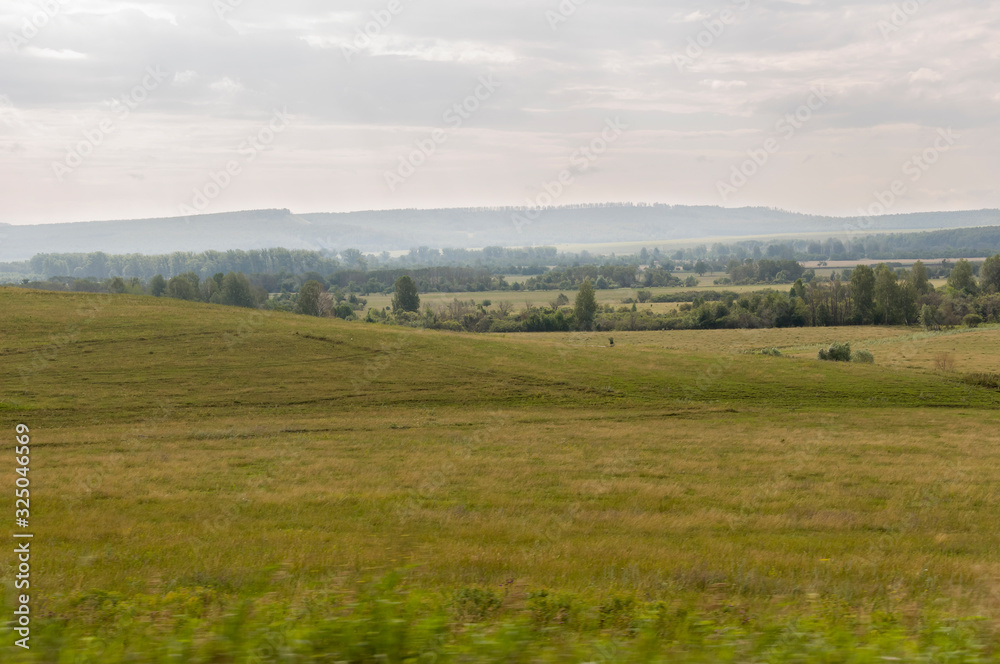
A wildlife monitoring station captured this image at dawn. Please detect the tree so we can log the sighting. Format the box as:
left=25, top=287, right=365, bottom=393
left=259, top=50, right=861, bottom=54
left=850, top=264, right=875, bottom=324
left=219, top=272, right=255, bottom=308
left=392, top=275, right=420, bottom=313
left=167, top=273, right=200, bottom=301
left=947, top=259, right=978, bottom=295
left=150, top=274, right=167, bottom=297
left=694, top=260, right=709, bottom=276
left=981, top=254, right=1000, bottom=294
left=909, top=260, right=931, bottom=294
left=574, top=279, right=598, bottom=330
left=296, top=280, right=324, bottom=316
left=873, top=264, right=900, bottom=324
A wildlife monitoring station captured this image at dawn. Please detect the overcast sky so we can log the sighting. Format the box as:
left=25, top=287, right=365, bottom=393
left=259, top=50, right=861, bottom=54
left=1, top=0, right=998, bottom=225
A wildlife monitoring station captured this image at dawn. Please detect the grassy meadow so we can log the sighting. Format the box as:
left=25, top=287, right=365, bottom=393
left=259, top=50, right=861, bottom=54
left=361, top=275, right=950, bottom=316
left=3, top=287, right=1000, bottom=662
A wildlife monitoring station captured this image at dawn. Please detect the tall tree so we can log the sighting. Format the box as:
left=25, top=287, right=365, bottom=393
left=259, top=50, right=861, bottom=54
left=220, top=272, right=255, bottom=308
left=392, top=275, right=421, bottom=313
left=909, top=260, right=931, bottom=294
left=981, top=254, right=1000, bottom=294
left=947, top=259, right=978, bottom=295
left=296, top=280, right=324, bottom=316
left=150, top=274, right=167, bottom=297
left=850, top=264, right=876, bottom=324
left=574, top=279, right=598, bottom=330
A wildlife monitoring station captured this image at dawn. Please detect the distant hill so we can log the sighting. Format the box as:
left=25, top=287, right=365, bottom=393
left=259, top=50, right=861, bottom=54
left=2, top=205, right=1000, bottom=261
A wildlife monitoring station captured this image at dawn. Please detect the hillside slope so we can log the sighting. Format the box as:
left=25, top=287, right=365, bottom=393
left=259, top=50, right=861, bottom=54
left=3, top=289, right=1000, bottom=662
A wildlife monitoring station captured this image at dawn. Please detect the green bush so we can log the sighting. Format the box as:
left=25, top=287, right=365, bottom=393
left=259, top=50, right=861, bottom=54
left=452, top=587, right=503, bottom=623
left=818, top=342, right=851, bottom=362
left=851, top=349, right=875, bottom=364
left=964, top=313, right=983, bottom=328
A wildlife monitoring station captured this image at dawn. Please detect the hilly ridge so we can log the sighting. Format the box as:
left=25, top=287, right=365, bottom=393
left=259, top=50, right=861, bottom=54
left=2, top=205, right=1000, bottom=261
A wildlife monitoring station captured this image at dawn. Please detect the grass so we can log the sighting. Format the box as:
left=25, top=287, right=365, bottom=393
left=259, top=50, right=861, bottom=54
left=3, top=287, right=1000, bottom=661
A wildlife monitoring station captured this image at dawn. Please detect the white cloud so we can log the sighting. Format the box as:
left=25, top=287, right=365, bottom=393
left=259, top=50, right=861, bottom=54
left=909, top=68, right=943, bottom=83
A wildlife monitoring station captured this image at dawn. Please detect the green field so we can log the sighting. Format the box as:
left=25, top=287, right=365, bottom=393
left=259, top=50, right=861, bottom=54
left=3, top=287, right=1000, bottom=662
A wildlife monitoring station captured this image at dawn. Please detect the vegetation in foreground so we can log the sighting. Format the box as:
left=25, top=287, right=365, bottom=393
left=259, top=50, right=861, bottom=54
left=3, top=288, right=1000, bottom=661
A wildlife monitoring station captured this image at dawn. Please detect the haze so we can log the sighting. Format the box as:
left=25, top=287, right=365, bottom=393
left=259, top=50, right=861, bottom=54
left=1, top=0, right=998, bottom=224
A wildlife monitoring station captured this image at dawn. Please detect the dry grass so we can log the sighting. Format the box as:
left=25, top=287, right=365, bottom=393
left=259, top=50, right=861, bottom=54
left=3, top=287, right=1000, bottom=660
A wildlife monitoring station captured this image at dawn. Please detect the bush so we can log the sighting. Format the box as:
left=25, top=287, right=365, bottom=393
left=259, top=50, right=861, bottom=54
left=452, top=588, right=502, bottom=623
left=851, top=349, right=875, bottom=364
left=964, top=313, right=983, bottom=328
left=818, top=342, right=851, bottom=362
left=742, top=347, right=782, bottom=357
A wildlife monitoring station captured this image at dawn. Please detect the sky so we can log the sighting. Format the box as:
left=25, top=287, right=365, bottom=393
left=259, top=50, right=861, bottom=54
left=0, top=0, right=998, bottom=225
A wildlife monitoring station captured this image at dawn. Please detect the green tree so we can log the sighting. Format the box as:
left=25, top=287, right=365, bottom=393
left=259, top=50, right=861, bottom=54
left=909, top=260, right=931, bottom=294
left=296, top=280, right=324, bottom=316
left=167, top=273, right=200, bottom=301
left=392, top=275, right=421, bottom=313
left=108, top=277, right=126, bottom=294
left=947, top=259, right=978, bottom=295
left=220, top=272, right=255, bottom=308
left=981, top=254, right=1000, bottom=294
left=873, top=264, right=900, bottom=324
left=574, top=279, right=598, bottom=330
left=694, top=260, right=709, bottom=276
left=920, top=304, right=939, bottom=331
left=849, top=264, right=875, bottom=324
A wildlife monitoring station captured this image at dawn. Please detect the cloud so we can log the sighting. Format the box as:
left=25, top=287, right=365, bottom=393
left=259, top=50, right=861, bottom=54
left=0, top=0, right=997, bottom=224
left=908, top=68, right=943, bottom=83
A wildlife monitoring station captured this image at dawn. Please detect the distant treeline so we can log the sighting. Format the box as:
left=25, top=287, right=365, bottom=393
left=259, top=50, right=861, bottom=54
left=2, top=225, right=998, bottom=287
left=0, top=246, right=568, bottom=282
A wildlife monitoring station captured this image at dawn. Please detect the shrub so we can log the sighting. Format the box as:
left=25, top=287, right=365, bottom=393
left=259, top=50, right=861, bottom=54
left=742, top=347, right=782, bottom=356
left=527, top=590, right=577, bottom=628
left=818, top=342, right=851, bottom=362
left=851, top=349, right=875, bottom=364
left=934, top=353, right=955, bottom=372
left=964, top=313, right=983, bottom=328
left=452, top=588, right=503, bottom=623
